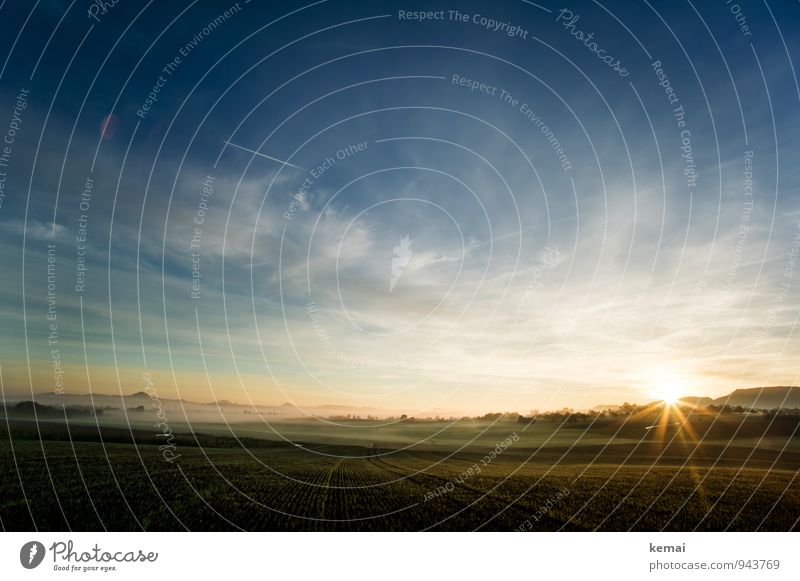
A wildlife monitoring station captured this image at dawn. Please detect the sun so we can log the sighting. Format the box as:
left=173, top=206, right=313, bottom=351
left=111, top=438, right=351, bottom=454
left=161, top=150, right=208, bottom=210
left=656, top=377, right=683, bottom=404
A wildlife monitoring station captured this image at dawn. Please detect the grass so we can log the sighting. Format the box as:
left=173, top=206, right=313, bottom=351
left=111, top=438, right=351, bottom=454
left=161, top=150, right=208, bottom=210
left=0, top=415, right=798, bottom=531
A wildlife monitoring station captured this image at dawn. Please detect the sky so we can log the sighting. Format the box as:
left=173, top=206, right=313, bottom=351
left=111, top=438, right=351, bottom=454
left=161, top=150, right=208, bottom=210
left=0, top=0, right=799, bottom=415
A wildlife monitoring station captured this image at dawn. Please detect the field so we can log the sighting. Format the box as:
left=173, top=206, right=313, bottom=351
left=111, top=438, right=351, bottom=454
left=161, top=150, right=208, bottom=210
left=1, top=415, right=798, bottom=531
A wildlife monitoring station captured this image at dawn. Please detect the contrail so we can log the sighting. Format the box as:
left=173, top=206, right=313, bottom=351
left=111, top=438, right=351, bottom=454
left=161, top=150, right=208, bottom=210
left=223, top=140, right=304, bottom=170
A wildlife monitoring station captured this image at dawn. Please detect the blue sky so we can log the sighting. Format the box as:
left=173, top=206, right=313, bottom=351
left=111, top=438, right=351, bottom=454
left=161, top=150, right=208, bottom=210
left=0, top=0, right=799, bottom=414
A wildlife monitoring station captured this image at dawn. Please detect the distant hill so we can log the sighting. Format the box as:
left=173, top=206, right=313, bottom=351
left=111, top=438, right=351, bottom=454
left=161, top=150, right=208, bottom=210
left=3, top=392, right=420, bottom=420
left=712, top=386, right=800, bottom=409
left=4, top=401, right=102, bottom=419
left=678, top=396, right=714, bottom=407
left=6, top=385, right=799, bottom=419
left=593, top=388, right=799, bottom=413
left=26, top=391, right=158, bottom=409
